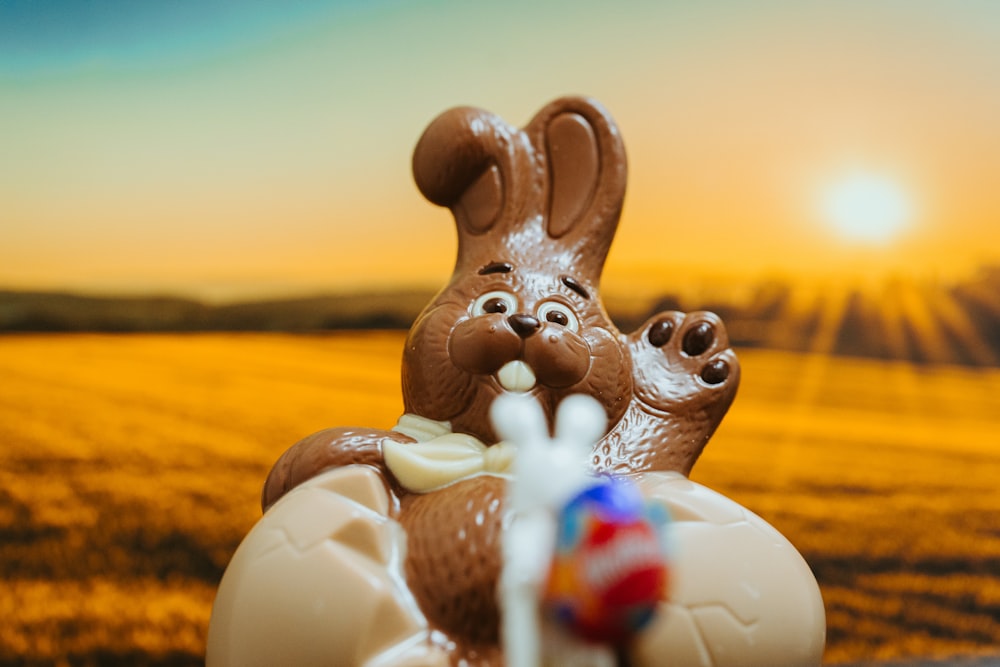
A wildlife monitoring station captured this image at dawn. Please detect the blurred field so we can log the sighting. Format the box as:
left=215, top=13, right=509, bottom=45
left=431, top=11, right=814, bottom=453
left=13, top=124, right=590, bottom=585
left=0, top=333, right=998, bottom=666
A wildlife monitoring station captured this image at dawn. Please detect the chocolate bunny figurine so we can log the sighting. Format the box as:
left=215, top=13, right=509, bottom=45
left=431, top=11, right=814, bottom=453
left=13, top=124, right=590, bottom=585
left=207, top=98, right=826, bottom=667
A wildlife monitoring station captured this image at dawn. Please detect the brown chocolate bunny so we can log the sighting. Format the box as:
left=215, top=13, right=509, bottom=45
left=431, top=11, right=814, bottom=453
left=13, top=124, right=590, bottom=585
left=254, top=97, right=740, bottom=666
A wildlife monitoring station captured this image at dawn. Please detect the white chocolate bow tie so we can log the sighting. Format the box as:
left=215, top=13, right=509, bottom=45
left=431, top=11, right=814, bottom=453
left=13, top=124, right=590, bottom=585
left=383, top=413, right=516, bottom=493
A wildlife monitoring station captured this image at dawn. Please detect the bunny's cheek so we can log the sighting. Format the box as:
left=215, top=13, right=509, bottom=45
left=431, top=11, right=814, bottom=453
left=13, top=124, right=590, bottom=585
left=448, top=317, right=522, bottom=375
left=523, top=328, right=591, bottom=388
left=568, top=331, right=632, bottom=423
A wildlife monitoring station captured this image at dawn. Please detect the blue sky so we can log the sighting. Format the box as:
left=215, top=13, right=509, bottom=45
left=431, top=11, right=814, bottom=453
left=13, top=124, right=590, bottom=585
left=0, top=0, right=360, bottom=76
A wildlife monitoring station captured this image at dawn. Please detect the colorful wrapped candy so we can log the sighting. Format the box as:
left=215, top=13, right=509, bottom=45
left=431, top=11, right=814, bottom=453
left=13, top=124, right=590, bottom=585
left=543, top=476, right=672, bottom=644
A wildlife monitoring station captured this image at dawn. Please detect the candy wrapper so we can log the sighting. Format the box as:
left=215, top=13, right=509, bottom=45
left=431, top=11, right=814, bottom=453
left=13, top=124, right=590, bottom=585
left=544, top=476, right=671, bottom=644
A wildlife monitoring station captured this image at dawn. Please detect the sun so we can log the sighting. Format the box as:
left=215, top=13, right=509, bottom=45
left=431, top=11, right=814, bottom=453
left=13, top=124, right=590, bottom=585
left=821, top=172, right=912, bottom=244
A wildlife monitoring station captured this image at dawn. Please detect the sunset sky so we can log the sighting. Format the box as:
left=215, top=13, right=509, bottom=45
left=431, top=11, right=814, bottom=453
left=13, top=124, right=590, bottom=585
left=2, top=0, right=998, bottom=301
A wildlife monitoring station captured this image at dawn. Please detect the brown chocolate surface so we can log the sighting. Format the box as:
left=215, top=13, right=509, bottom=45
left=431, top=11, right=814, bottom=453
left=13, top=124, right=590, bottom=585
left=400, top=476, right=506, bottom=647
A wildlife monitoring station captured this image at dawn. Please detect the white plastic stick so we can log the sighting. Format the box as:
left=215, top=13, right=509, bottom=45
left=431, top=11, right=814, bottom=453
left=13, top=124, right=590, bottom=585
left=491, top=393, right=608, bottom=667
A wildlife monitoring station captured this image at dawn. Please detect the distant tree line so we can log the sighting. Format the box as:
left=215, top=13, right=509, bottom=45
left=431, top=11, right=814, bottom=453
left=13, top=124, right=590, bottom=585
left=2, top=266, right=998, bottom=367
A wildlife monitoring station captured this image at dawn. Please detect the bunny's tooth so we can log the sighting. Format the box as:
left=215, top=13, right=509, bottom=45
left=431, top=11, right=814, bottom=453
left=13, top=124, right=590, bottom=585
left=497, top=360, right=536, bottom=392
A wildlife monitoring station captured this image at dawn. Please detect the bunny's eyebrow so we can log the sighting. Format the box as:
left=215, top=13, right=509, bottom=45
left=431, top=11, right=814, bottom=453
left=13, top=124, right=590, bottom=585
left=560, top=275, right=590, bottom=300
left=478, top=262, right=513, bottom=275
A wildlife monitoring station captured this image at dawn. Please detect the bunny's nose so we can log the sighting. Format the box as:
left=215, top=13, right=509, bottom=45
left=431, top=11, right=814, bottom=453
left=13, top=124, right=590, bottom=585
left=508, top=313, right=541, bottom=338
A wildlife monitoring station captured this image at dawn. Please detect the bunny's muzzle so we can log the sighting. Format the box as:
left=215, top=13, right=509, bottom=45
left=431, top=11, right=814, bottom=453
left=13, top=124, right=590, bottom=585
left=448, top=312, right=592, bottom=393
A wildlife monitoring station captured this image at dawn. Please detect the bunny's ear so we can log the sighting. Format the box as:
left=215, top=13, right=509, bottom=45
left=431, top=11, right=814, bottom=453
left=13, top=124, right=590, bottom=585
left=527, top=97, right=627, bottom=270
left=412, top=106, right=529, bottom=237
left=544, top=111, right=601, bottom=238
left=413, top=98, right=627, bottom=284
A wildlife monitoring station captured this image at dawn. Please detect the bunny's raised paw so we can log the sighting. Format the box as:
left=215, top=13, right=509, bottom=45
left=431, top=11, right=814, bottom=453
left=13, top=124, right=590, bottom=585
left=598, top=312, right=740, bottom=476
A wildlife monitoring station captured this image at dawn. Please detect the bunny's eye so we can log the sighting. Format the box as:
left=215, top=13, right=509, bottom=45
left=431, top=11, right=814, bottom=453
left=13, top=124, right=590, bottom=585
left=537, top=301, right=579, bottom=332
left=472, top=291, right=517, bottom=316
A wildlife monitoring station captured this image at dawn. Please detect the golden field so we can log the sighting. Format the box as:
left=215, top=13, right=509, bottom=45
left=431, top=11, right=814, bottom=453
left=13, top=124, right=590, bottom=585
left=0, top=333, right=998, bottom=666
